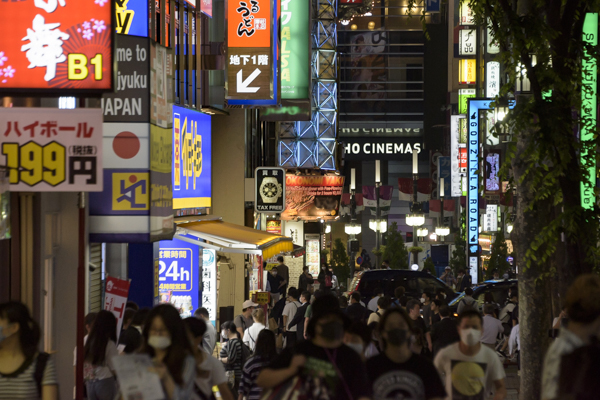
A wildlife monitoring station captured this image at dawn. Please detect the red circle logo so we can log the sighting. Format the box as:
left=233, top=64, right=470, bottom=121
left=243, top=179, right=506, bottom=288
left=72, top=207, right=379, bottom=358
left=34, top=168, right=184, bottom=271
left=113, top=131, right=140, bottom=159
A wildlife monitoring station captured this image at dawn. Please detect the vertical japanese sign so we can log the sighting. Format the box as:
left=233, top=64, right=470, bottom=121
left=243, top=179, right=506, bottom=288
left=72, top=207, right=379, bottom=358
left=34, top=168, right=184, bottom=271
left=460, top=2, right=475, bottom=25
left=438, top=156, right=451, bottom=198
left=0, top=108, right=103, bottom=192
left=581, top=13, right=597, bottom=209
left=486, top=61, right=500, bottom=98
left=485, top=151, right=501, bottom=193
left=467, top=99, right=482, bottom=285
left=227, top=0, right=277, bottom=104
left=458, top=89, right=476, bottom=114
left=115, top=0, right=149, bottom=37
left=0, top=0, right=113, bottom=92
left=159, top=238, right=200, bottom=317
left=305, top=234, right=321, bottom=277
left=201, top=249, right=217, bottom=326
left=151, top=42, right=175, bottom=128
left=450, top=115, right=465, bottom=197
left=484, top=205, right=498, bottom=232
left=105, top=276, right=131, bottom=337
left=459, top=59, right=476, bottom=84
left=172, top=106, right=212, bottom=209
left=280, top=0, right=309, bottom=100
left=150, top=125, right=174, bottom=241
left=459, top=29, right=476, bottom=56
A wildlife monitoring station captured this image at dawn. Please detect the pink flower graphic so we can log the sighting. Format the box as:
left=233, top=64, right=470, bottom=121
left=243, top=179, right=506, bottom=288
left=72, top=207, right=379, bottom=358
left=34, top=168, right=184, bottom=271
left=82, top=29, right=94, bottom=40
left=83, top=21, right=91, bottom=30
left=3, top=66, right=15, bottom=78
left=93, top=20, right=106, bottom=33
left=0, top=52, right=7, bottom=67
left=95, top=0, right=108, bottom=6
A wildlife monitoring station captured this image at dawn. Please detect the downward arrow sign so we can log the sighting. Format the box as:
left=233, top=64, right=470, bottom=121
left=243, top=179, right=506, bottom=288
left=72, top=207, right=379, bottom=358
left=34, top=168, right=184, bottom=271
left=237, top=68, right=261, bottom=93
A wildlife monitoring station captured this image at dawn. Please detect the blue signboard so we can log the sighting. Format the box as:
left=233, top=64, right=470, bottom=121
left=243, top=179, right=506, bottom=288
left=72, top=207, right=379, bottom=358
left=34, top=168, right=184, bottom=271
left=426, top=0, right=440, bottom=13
left=115, top=0, right=149, bottom=37
left=159, top=238, right=199, bottom=316
left=172, top=106, right=212, bottom=209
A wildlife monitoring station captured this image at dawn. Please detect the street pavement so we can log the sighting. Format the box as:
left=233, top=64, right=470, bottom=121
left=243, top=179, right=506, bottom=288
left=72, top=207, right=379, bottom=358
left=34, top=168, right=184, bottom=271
left=505, top=364, right=520, bottom=400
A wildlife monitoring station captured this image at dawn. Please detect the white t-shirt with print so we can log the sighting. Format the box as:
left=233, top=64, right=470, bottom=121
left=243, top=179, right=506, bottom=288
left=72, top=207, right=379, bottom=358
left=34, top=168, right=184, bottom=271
left=193, top=351, right=228, bottom=399
left=434, top=342, right=506, bottom=400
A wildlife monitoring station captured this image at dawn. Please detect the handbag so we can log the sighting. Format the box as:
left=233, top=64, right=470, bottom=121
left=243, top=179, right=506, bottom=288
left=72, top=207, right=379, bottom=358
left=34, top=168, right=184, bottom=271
left=260, top=376, right=308, bottom=400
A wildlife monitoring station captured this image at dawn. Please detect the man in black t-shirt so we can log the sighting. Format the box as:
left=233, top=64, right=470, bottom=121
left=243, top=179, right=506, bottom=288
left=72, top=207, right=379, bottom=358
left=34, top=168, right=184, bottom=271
left=257, top=294, right=371, bottom=400
left=407, top=299, right=432, bottom=354
left=368, top=307, right=446, bottom=400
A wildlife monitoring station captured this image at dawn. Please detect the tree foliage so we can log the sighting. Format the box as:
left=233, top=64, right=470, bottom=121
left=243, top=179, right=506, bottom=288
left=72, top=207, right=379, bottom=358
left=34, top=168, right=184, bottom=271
left=423, top=257, right=437, bottom=275
left=450, top=231, right=467, bottom=275
left=381, top=222, right=409, bottom=269
left=331, top=238, right=351, bottom=288
left=485, top=232, right=510, bottom=280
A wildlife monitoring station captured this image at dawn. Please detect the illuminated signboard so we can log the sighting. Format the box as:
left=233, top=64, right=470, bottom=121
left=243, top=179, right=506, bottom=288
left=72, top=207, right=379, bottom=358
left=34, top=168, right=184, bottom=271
left=484, top=205, right=498, bottom=232
left=459, top=89, right=476, bottom=114
left=201, top=249, right=217, bottom=326
left=343, top=139, right=422, bottom=160
left=159, top=238, right=199, bottom=317
left=486, top=61, right=500, bottom=98
left=201, top=0, right=213, bottom=17
left=0, top=108, right=103, bottom=192
left=227, top=0, right=278, bottom=105
left=281, top=0, right=310, bottom=100
left=450, top=115, right=465, bottom=197
left=115, top=0, right=148, bottom=37
left=460, top=2, right=475, bottom=25
left=581, top=13, right=597, bottom=209
left=172, top=106, right=212, bottom=209
left=459, top=29, right=476, bottom=56
left=487, top=26, right=500, bottom=54
left=0, top=0, right=113, bottom=93
left=485, top=151, right=501, bottom=193
left=459, top=59, right=476, bottom=85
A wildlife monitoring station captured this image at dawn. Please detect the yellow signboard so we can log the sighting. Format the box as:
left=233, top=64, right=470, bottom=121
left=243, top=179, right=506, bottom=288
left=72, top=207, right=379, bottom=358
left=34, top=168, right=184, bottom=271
left=458, top=59, right=476, bottom=85
left=112, top=172, right=149, bottom=211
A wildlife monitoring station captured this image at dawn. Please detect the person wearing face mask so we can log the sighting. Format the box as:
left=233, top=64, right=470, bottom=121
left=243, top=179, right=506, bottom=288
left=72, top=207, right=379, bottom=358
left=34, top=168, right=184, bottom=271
left=434, top=309, right=506, bottom=400
left=367, top=296, right=391, bottom=325
left=256, top=294, right=371, bottom=400
left=83, top=310, right=119, bottom=400
left=367, top=308, right=446, bottom=400
left=267, top=267, right=286, bottom=305
left=142, top=304, right=196, bottom=400
left=219, top=321, right=245, bottom=393
left=343, top=322, right=371, bottom=361
left=287, top=291, right=311, bottom=343
left=0, top=301, right=58, bottom=400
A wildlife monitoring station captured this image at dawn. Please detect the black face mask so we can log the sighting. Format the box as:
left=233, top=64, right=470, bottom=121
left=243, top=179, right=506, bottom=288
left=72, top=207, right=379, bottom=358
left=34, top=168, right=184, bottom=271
left=319, top=321, right=344, bottom=341
left=386, top=329, right=408, bottom=346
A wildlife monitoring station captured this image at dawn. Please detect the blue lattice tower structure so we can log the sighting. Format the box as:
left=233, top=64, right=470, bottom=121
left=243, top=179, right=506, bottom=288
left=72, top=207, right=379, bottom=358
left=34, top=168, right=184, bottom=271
left=278, top=0, right=337, bottom=170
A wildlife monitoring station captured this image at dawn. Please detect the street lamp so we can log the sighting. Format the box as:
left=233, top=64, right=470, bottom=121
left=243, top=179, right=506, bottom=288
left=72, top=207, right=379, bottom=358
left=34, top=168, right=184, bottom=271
left=435, top=226, right=450, bottom=236
left=406, top=213, right=425, bottom=226
left=369, top=219, right=387, bottom=233
left=417, top=227, right=428, bottom=237
left=435, top=177, right=450, bottom=239
left=345, top=223, right=361, bottom=235
left=506, top=222, right=514, bottom=233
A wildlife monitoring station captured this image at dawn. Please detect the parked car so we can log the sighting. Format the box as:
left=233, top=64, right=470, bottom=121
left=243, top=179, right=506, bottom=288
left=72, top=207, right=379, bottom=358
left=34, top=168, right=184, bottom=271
left=348, top=270, right=459, bottom=304
left=449, top=279, right=518, bottom=315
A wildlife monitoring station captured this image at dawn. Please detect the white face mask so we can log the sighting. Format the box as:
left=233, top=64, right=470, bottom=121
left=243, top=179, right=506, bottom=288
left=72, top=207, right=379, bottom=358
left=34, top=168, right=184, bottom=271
left=346, top=342, right=364, bottom=355
left=148, top=335, right=172, bottom=350
left=272, top=272, right=277, bottom=276
left=420, top=298, right=426, bottom=304
left=460, top=328, right=482, bottom=346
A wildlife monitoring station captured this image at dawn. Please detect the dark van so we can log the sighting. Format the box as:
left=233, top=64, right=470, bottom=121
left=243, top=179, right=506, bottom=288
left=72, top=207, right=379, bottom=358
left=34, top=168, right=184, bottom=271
left=349, top=270, right=459, bottom=304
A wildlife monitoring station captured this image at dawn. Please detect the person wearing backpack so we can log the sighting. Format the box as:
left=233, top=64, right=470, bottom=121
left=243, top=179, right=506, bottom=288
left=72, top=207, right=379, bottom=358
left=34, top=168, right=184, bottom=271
left=219, top=321, right=246, bottom=393
left=282, top=288, right=302, bottom=349
left=0, top=301, right=57, bottom=400
left=243, top=308, right=267, bottom=352
left=234, top=300, right=258, bottom=341
left=367, top=297, right=391, bottom=325
left=457, top=288, right=477, bottom=314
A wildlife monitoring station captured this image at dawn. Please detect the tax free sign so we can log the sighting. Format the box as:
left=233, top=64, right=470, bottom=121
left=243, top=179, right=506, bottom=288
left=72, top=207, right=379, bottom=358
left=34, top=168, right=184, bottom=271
left=226, top=0, right=278, bottom=105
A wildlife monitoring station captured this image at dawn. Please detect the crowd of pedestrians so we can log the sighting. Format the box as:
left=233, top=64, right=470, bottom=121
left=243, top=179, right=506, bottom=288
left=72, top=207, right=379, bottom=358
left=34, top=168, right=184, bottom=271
left=2, top=263, right=599, bottom=400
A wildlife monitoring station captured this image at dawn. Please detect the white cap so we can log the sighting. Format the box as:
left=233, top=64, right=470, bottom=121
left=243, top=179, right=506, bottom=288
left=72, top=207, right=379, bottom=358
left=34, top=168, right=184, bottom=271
left=243, top=300, right=258, bottom=309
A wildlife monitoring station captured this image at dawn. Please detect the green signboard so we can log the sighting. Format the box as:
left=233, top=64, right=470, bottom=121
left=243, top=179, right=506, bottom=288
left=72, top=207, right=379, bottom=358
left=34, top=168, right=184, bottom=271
left=581, top=13, right=597, bottom=209
left=459, top=89, right=476, bottom=114
left=280, top=0, right=310, bottom=100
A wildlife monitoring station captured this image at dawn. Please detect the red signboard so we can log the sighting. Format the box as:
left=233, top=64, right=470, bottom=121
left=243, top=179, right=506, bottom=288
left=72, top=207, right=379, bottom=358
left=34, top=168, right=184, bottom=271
left=104, top=276, right=130, bottom=337
left=0, top=0, right=113, bottom=93
left=201, top=0, right=213, bottom=17
left=459, top=147, right=468, bottom=171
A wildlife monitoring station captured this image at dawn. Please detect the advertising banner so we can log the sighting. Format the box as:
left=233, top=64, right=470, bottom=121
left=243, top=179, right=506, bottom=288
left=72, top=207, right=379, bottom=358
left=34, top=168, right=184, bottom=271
left=255, top=167, right=286, bottom=213
left=282, top=175, right=344, bottom=221
left=102, top=35, right=150, bottom=122
left=266, top=220, right=281, bottom=234
left=201, top=0, right=213, bottom=17
left=201, top=249, right=217, bottom=326
left=159, top=238, right=200, bottom=318
left=151, top=42, right=175, bottom=128
left=150, top=125, right=174, bottom=241
left=0, top=0, right=113, bottom=92
left=450, top=115, right=465, bottom=197
left=485, top=151, right=501, bottom=193
left=172, top=106, right=212, bottom=209
left=344, top=138, right=422, bottom=161
left=105, top=276, right=131, bottom=338
left=227, top=0, right=278, bottom=104
left=280, top=0, right=310, bottom=100
left=0, top=108, right=103, bottom=192
left=486, top=61, right=500, bottom=99
left=115, top=0, right=149, bottom=37
left=284, top=220, right=304, bottom=246
left=305, top=234, right=321, bottom=276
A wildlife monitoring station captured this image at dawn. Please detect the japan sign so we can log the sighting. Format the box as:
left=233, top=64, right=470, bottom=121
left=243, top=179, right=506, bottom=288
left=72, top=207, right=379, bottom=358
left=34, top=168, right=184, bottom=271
left=0, top=0, right=113, bottom=93
left=227, top=0, right=277, bottom=103
left=255, top=167, right=286, bottom=213
left=0, top=108, right=103, bottom=192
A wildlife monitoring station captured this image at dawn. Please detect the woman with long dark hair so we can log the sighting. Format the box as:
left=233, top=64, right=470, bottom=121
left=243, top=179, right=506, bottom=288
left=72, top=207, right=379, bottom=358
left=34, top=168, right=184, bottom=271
left=141, top=304, right=196, bottom=400
left=83, top=310, right=119, bottom=400
left=238, top=329, right=277, bottom=400
left=219, top=321, right=244, bottom=393
left=0, top=301, right=58, bottom=399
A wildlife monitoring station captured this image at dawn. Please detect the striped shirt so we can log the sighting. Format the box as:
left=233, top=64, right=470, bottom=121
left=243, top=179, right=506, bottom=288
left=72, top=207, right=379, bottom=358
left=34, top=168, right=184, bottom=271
left=238, top=356, right=270, bottom=400
left=0, top=353, right=58, bottom=399
left=219, top=338, right=244, bottom=379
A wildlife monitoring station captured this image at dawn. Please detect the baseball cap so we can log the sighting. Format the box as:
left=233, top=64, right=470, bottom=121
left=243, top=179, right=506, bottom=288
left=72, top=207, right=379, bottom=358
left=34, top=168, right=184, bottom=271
left=445, top=266, right=451, bottom=270
left=243, top=300, right=259, bottom=309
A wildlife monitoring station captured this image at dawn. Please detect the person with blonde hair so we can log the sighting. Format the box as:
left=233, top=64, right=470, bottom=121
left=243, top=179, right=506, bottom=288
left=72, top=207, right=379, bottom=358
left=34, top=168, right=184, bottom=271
left=243, top=308, right=267, bottom=352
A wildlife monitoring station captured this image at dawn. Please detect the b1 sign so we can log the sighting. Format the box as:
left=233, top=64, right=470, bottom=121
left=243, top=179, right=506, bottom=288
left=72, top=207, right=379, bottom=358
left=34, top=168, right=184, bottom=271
left=0, top=0, right=113, bottom=93
left=0, top=108, right=103, bottom=192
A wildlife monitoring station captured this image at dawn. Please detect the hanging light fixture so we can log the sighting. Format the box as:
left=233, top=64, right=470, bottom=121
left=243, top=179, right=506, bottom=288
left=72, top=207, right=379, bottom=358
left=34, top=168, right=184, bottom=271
left=369, top=219, right=387, bottom=233
left=345, top=223, right=362, bottom=235
left=435, top=226, right=450, bottom=236
left=417, top=227, right=429, bottom=237
left=406, top=213, right=425, bottom=227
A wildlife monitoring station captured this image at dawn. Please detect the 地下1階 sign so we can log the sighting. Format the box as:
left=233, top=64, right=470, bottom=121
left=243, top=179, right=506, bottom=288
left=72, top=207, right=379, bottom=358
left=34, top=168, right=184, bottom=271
left=0, top=108, right=103, bottom=192
left=0, top=0, right=113, bottom=93
left=226, top=0, right=277, bottom=104
left=280, top=0, right=310, bottom=100
left=255, top=167, right=286, bottom=213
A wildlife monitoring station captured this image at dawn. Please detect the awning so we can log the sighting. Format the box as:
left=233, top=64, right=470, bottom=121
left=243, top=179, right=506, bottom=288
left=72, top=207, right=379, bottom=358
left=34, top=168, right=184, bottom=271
left=174, top=219, right=293, bottom=259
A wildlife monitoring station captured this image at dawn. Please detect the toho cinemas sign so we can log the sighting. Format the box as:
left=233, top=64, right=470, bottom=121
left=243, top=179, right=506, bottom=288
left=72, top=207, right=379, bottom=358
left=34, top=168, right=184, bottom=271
left=343, top=138, right=422, bottom=161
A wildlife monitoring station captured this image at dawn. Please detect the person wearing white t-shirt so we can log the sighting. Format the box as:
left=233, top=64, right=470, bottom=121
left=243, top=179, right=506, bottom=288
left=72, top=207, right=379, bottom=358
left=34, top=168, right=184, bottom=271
left=184, top=317, right=235, bottom=400
left=367, top=288, right=384, bottom=312
left=243, top=308, right=267, bottom=352
left=434, top=309, right=507, bottom=400
left=481, top=304, right=504, bottom=349
left=282, top=288, right=302, bottom=349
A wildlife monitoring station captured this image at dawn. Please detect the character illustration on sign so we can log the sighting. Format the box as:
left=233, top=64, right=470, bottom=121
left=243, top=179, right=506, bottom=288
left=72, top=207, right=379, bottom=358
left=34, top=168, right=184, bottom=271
left=236, top=0, right=260, bottom=37
left=21, top=14, right=70, bottom=81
